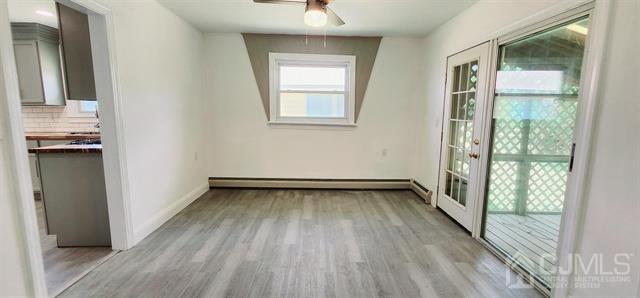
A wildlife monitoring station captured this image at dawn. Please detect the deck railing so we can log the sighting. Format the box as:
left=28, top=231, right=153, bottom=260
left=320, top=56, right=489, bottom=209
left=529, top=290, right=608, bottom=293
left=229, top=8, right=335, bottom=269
left=485, top=95, right=576, bottom=215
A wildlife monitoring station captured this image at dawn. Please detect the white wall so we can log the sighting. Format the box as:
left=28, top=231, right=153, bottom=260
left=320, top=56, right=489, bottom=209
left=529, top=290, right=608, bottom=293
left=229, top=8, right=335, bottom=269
left=0, top=85, right=31, bottom=298
left=103, top=0, right=208, bottom=242
left=570, top=0, right=640, bottom=296
left=1, top=1, right=41, bottom=294
left=0, top=133, right=31, bottom=297
left=204, top=34, right=423, bottom=180
left=412, top=0, right=640, bottom=296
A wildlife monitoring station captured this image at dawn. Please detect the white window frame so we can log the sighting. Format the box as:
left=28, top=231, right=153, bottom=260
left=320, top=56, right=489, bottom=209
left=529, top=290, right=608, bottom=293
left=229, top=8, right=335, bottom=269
left=268, top=52, right=356, bottom=126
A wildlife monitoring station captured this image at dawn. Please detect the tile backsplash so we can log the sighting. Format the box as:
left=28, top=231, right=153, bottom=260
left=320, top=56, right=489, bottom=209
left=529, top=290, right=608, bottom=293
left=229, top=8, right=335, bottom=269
left=22, top=100, right=99, bottom=133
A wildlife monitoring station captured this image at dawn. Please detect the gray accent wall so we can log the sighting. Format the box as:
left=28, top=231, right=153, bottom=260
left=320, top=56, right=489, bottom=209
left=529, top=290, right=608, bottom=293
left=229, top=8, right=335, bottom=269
left=242, top=33, right=381, bottom=121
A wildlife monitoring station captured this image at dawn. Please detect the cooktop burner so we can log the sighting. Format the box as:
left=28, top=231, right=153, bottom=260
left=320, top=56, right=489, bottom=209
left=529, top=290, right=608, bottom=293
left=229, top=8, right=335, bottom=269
left=68, top=139, right=101, bottom=145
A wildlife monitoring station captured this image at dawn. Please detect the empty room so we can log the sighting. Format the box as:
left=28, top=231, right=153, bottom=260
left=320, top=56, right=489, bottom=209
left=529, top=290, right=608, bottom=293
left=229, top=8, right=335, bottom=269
left=0, top=0, right=638, bottom=297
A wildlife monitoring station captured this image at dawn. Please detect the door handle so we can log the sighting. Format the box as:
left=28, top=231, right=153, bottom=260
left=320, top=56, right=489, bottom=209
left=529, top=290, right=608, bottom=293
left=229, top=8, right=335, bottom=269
left=468, top=152, right=480, bottom=159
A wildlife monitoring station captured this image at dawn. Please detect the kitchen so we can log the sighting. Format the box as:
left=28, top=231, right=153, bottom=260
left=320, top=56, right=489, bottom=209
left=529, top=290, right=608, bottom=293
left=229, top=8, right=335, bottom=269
left=9, top=0, right=114, bottom=296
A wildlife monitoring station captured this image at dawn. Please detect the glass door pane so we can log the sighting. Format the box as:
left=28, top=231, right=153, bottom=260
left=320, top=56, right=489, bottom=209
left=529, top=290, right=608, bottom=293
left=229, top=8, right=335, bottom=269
left=481, top=16, right=591, bottom=288
left=444, top=60, right=479, bottom=207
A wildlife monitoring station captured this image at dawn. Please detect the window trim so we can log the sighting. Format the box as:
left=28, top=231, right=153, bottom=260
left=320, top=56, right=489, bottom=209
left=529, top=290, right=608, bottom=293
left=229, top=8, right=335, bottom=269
left=268, top=52, right=356, bottom=126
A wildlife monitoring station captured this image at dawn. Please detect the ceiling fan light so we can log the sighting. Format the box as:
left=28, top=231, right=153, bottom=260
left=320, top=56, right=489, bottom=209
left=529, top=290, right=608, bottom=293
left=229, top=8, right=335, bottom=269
left=304, top=1, right=327, bottom=27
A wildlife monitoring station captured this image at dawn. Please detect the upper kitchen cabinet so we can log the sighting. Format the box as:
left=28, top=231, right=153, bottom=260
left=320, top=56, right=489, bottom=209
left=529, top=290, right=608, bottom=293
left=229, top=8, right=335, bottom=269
left=56, top=3, right=96, bottom=101
left=11, top=23, right=65, bottom=106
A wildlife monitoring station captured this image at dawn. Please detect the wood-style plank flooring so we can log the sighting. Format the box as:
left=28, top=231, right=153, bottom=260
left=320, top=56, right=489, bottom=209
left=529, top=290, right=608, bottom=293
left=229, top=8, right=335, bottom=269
left=485, top=213, right=561, bottom=287
left=35, top=198, right=115, bottom=297
left=60, top=189, right=542, bottom=297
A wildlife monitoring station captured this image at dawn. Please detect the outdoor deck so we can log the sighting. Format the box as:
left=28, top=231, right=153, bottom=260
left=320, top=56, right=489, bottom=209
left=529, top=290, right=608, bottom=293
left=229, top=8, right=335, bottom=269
left=484, top=213, right=561, bottom=285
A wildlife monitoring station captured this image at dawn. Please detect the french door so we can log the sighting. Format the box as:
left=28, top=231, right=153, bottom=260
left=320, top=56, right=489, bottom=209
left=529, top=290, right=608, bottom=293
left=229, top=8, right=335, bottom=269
left=436, top=43, right=490, bottom=231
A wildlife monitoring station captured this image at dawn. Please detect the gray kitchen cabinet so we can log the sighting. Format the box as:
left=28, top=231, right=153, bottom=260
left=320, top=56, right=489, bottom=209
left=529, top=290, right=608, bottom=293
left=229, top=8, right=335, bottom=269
left=11, top=23, right=65, bottom=106
left=57, top=3, right=96, bottom=101
left=26, top=140, right=68, bottom=193
left=38, top=41, right=66, bottom=104
left=26, top=140, right=39, bottom=149
left=37, top=152, right=110, bottom=246
left=26, top=140, right=41, bottom=192
left=28, top=155, right=41, bottom=192
left=39, top=140, right=69, bottom=147
left=14, top=41, right=44, bottom=104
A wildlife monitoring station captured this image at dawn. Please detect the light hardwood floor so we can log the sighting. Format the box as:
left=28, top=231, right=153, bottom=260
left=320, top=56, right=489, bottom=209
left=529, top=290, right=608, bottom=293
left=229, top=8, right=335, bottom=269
left=485, top=213, right=561, bottom=287
left=35, top=198, right=115, bottom=296
left=60, top=189, right=542, bottom=297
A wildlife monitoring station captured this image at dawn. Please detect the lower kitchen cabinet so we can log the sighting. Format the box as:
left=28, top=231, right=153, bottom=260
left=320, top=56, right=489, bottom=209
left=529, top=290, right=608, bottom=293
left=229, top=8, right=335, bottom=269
left=28, top=154, right=41, bottom=192
left=26, top=140, right=41, bottom=192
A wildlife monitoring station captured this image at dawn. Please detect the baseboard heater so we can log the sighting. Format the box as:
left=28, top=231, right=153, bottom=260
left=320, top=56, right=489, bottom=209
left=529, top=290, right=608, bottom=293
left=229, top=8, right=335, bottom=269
left=209, top=177, right=432, bottom=203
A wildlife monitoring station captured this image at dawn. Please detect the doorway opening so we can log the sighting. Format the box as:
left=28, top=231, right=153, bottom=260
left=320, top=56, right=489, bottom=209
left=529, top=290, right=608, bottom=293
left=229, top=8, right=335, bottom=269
left=480, top=14, right=592, bottom=290
left=2, top=0, right=132, bottom=296
left=436, top=4, right=598, bottom=294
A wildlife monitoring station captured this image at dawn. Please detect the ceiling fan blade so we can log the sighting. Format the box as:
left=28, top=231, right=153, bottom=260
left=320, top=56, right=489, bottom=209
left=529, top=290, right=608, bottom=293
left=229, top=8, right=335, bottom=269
left=326, top=6, right=346, bottom=26
left=253, top=0, right=306, bottom=5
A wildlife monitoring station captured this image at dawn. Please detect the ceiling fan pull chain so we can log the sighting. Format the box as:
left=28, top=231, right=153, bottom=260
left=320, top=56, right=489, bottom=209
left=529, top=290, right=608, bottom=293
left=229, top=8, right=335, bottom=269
left=323, top=27, right=327, bottom=48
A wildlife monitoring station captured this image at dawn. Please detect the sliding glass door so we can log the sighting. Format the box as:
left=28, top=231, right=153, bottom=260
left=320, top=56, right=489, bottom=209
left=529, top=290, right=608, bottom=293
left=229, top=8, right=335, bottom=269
left=481, top=16, right=591, bottom=289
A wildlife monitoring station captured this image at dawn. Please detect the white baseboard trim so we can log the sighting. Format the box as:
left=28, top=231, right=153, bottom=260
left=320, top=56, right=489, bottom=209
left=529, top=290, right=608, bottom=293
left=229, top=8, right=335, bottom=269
left=133, top=182, right=209, bottom=244
left=209, top=177, right=411, bottom=190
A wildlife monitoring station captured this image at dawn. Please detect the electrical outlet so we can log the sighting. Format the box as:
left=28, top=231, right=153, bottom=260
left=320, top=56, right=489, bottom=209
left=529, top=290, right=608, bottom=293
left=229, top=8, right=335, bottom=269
left=382, top=149, right=388, bottom=157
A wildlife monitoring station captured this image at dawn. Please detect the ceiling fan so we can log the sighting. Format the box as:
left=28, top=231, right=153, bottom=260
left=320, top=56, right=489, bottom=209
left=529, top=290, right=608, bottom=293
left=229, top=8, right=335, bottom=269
left=253, top=0, right=346, bottom=28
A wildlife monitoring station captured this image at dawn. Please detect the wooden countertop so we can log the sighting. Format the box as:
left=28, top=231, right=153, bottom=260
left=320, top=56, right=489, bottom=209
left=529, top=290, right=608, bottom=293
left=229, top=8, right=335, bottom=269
left=29, top=144, right=102, bottom=154
left=25, top=132, right=101, bottom=141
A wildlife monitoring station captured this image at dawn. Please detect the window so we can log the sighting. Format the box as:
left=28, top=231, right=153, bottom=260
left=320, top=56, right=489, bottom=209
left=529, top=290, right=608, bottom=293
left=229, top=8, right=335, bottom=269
left=269, top=53, right=356, bottom=125
left=78, top=100, right=98, bottom=113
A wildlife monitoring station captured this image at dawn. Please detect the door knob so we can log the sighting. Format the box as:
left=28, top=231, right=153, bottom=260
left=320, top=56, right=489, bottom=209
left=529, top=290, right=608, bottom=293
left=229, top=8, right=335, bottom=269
left=468, top=152, right=480, bottom=159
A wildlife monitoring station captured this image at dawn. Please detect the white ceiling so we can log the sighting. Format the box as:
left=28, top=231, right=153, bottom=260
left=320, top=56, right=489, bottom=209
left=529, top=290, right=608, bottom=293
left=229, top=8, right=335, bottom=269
left=7, top=0, right=59, bottom=28
left=157, top=0, right=478, bottom=37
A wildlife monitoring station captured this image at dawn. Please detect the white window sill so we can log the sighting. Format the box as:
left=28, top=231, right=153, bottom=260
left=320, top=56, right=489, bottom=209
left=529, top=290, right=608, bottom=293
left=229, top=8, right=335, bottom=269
left=67, top=113, right=97, bottom=119
left=267, top=121, right=357, bottom=129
